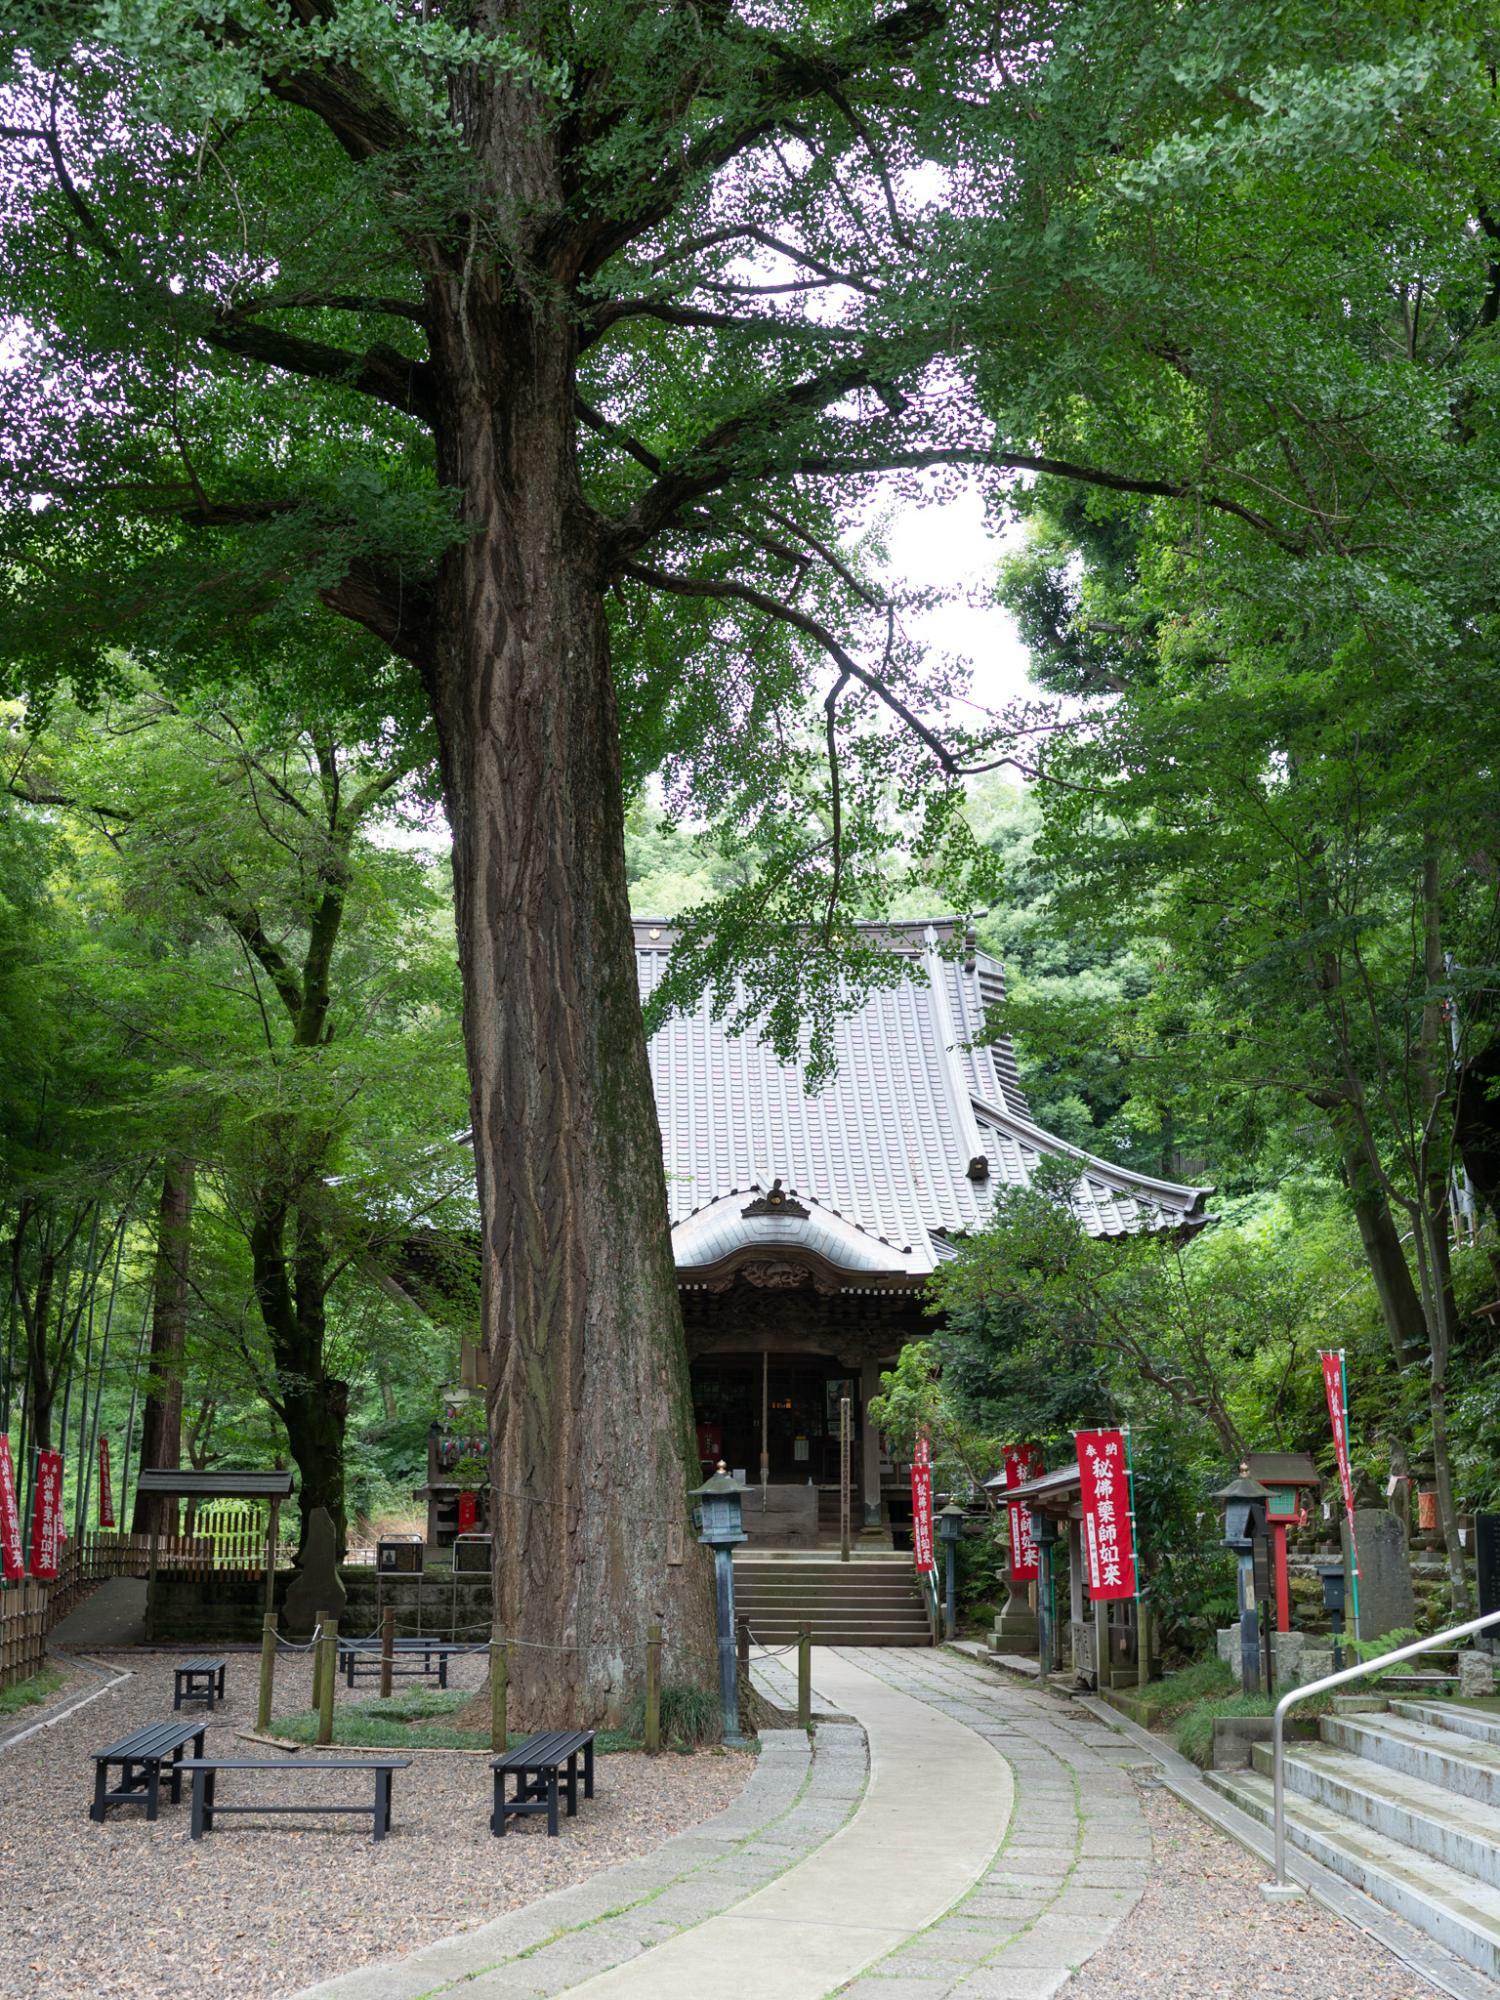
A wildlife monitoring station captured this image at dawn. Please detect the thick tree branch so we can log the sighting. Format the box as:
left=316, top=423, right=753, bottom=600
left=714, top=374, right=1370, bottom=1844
left=205, top=319, right=434, bottom=424
left=224, top=291, right=427, bottom=326
left=580, top=298, right=861, bottom=347
left=790, top=446, right=1308, bottom=548
left=316, top=559, right=431, bottom=665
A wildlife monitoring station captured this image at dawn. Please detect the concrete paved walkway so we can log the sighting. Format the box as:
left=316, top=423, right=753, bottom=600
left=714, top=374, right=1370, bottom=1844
left=296, top=1647, right=1151, bottom=2000
left=566, top=1651, right=1011, bottom=2000
left=47, top=1575, right=145, bottom=1648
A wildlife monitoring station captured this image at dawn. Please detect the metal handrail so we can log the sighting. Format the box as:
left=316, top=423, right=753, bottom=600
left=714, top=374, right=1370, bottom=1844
left=1270, top=1607, right=1500, bottom=1885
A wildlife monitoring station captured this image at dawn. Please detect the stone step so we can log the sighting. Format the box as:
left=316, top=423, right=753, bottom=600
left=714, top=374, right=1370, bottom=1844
left=733, top=1551, right=911, bottom=1566
left=1323, top=1710, right=1500, bottom=1810
left=740, top=1607, right=931, bottom=1631
left=1391, top=1700, right=1500, bottom=1750
left=1252, top=1739, right=1500, bottom=1889
left=743, top=1623, right=930, bottom=1646
left=736, top=1584, right=924, bottom=1600
left=1206, top=1766, right=1500, bottom=1980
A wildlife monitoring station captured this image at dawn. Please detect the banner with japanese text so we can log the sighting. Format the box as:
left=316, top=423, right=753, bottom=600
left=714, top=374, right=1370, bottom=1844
left=0, top=1436, right=22, bottom=1581
left=1075, top=1428, right=1137, bottom=1601
left=911, top=1429, right=934, bottom=1572
left=1003, top=1444, right=1045, bottom=1581
left=29, top=1449, right=63, bottom=1580
left=1320, top=1350, right=1361, bottom=1585
left=97, top=1435, right=115, bottom=1528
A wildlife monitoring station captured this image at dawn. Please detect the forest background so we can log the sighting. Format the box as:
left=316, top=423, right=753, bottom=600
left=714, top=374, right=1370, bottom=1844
left=4, top=3, right=1500, bottom=1670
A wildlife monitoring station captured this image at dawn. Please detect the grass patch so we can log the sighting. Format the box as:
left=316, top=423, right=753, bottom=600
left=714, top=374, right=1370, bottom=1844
left=624, top=1681, right=721, bottom=1750
left=272, top=1693, right=644, bottom=1754
left=0, top=1665, right=64, bottom=1717
left=1173, top=1691, right=1335, bottom=1768
left=1130, top=1657, right=1235, bottom=1726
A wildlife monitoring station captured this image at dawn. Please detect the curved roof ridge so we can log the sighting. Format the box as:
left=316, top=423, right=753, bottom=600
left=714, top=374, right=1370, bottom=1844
left=969, top=1093, right=1213, bottom=1214
left=674, top=1178, right=899, bottom=1247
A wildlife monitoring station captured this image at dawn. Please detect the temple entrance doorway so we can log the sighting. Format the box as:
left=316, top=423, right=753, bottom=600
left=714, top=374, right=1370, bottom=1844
left=690, top=1352, right=858, bottom=1488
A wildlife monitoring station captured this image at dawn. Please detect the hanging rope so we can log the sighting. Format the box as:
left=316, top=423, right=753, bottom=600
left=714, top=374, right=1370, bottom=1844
left=273, top=1622, right=324, bottom=1652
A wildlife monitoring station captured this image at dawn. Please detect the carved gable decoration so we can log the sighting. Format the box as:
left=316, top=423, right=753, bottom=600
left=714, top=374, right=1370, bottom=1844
left=741, top=1177, right=809, bottom=1220
left=700, top=1255, right=840, bottom=1297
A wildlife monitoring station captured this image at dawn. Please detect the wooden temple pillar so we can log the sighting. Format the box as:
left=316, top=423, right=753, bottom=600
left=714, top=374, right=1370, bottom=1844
left=859, top=1358, right=884, bottom=1529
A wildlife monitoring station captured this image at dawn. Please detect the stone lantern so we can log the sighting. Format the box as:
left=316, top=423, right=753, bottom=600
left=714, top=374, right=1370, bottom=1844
left=1214, top=1466, right=1271, bottom=1695
left=691, top=1461, right=748, bottom=1744
left=1315, top=1558, right=1348, bottom=1671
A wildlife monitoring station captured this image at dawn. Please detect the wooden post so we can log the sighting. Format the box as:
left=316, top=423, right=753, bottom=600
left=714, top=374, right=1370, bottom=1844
left=1092, top=1596, right=1110, bottom=1692
left=310, top=1606, right=327, bottom=1713
left=145, top=1521, right=160, bottom=1644
left=263, top=1498, right=280, bottom=1618
left=797, top=1624, right=811, bottom=1729
left=645, top=1619, right=662, bottom=1753
left=316, top=1617, right=338, bottom=1746
left=257, top=1612, right=278, bottom=1732
left=379, top=1605, right=395, bottom=1700
left=1136, top=1599, right=1154, bottom=1687
left=489, top=1638, right=508, bottom=1753
left=839, top=1396, right=851, bottom=1563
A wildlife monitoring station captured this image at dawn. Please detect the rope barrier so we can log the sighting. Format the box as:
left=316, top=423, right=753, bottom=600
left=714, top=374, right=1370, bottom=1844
left=273, top=1622, right=323, bottom=1652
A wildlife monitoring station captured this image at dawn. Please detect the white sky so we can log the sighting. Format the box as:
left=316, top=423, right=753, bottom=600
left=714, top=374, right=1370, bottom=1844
left=881, top=485, right=1034, bottom=714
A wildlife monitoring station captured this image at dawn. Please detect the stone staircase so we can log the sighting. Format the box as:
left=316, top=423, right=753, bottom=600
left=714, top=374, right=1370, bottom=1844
left=1207, top=1698, right=1500, bottom=1980
left=733, top=1551, right=933, bottom=1647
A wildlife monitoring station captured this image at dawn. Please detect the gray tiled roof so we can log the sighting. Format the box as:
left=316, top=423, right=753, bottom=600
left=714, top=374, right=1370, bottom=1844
left=135, top=1468, right=294, bottom=1499
left=638, top=919, right=1210, bottom=1281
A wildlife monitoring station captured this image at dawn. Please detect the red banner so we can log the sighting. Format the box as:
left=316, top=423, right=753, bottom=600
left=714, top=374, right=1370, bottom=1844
left=29, top=1449, right=63, bottom=1580
left=0, top=1437, right=22, bottom=1582
left=1075, top=1428, right=1137, bottom=1601
left=1003, top=1444, right=1045, bottom=1581
left=97, top=1435, right=115, bottom=1529
left=1320, top=1350, right=1361, bottom=1580
left=457, top=1490, right=478, bottom=1534
left=911, top=1429, right=934, bottom=1572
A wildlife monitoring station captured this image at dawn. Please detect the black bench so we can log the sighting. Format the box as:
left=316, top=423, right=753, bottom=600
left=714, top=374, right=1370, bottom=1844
left=491, top=1730, right=595, bottom=1837
left=173, top=1657, right=227, bottom=1711
left=338, top=1638, right=464, bottom=1689
left=91, top=1719, right=208, bottom=1821
left=178, top=1757, right=412, bottom=1843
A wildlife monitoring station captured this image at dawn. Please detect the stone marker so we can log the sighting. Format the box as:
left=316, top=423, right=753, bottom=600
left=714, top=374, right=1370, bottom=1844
left=1460, top=1649, right=1496, bottom=1698
left=1343, top=1506, right=1416, bottom=1640
left=282, top=1505, right=347, bottom=1637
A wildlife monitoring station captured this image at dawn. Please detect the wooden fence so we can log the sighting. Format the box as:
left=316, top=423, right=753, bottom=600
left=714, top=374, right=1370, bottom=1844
left=0, top=1524, right=294, bottom=1690
left=0, top=1581, right=47, bottom=1693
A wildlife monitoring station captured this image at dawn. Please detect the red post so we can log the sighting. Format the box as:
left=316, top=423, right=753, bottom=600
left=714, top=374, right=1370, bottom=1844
left=1272, top=1519, right=1290, bottom=1634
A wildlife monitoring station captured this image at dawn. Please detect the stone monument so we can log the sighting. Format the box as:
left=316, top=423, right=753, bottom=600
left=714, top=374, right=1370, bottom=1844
left=281, top=1505, right=347, bottom=1637
left=1342, top=1503, right=1416, bottom=1641
left=989, top=1567, right=1039, bottom=1653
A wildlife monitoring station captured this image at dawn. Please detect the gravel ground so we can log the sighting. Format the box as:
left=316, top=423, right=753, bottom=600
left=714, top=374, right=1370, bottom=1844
left=1, top=1647, right=752, bottom=2000
left=1063, top=1784, right=1434, bottom=2000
